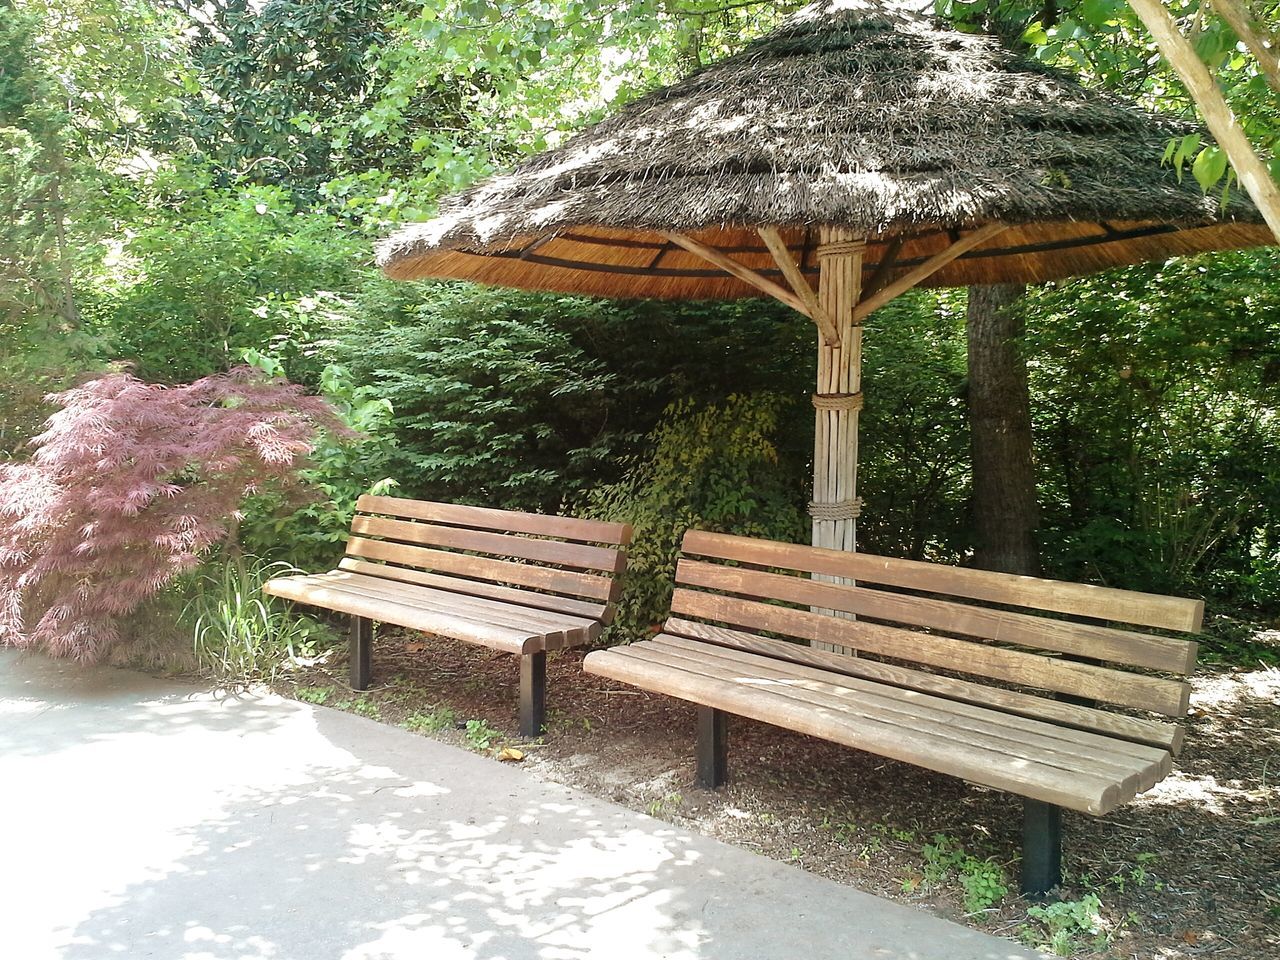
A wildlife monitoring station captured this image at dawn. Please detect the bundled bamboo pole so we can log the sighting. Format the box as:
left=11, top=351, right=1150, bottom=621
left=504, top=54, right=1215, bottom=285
left=810, top=227, right=865, bottom=651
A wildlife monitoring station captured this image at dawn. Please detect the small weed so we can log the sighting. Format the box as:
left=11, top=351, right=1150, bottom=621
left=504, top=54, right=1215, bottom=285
left=1021, top=894, right=1107, bottom=957
left=464, top=718, right=501, bottom=752
left=335, top=696, right=381, bottom=720
left=647, top=793, right=684, bottom=817
left=921, top=834, right=1008, bottom=913
left=404, top=707, right=456, bottom=734
left=295, top=685, right=334, bottom=705
left=789, top=847, right=803, bottom=862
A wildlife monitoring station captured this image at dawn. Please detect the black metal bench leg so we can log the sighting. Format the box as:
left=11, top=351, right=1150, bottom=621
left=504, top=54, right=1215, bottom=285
left=519, top=651, right=546, bottom=737
left=696, top=707, right=729, bottom=789
left=1021, top=799, right=1063, bottom=897
left=350, top=616, right=372, bottom=690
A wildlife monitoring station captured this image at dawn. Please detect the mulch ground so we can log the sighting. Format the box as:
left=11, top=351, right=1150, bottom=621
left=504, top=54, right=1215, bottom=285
left=277, top=633, right=1280, bottom=959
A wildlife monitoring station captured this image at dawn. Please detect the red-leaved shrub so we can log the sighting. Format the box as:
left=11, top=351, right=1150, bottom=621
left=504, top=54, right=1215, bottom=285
left=0, top=367, right=349, bottom=663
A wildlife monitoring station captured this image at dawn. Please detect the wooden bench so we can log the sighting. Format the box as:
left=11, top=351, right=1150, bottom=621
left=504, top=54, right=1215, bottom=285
left=584, top=529, right=1201, bottom=895
left=264, top=495, right=631, bottom=736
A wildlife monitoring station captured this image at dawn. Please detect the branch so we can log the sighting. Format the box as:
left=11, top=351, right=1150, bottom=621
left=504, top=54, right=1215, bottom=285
left=1208, top=0, right=1280, bottom=93
left=1126, top=0, right=1280, bottom=242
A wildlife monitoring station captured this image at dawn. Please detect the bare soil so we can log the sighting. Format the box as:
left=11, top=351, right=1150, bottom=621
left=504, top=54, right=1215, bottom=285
left=277, top=632, right=1280, bottom=959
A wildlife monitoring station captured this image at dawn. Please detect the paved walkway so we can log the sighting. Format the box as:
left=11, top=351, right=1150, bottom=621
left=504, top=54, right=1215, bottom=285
left=0, top=649, right=1045, bottom=960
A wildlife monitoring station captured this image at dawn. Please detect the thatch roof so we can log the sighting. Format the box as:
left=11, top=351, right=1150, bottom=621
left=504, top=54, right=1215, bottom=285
left=377, top=0, right=1271, bottom=298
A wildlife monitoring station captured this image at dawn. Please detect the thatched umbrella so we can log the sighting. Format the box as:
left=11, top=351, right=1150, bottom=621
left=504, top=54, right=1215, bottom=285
left=377, top=0, right=1272, bottom=557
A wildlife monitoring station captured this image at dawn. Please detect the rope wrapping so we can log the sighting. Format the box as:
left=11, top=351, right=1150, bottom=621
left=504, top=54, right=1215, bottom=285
left=811, top=391, right=864, bottom=412
left=815, top=240, right=867, bottom=259
left=808, top=498, right=863, bottom=521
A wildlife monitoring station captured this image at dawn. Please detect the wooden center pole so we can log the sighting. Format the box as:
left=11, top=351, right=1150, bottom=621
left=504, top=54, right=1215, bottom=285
left=811, top=228, right=865, bottom=651
left=811, top=227, right=866, bottom=556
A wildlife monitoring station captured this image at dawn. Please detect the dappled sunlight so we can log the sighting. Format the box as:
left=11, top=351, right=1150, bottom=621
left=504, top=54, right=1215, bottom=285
left=2, top=649, right=1044, bottom=960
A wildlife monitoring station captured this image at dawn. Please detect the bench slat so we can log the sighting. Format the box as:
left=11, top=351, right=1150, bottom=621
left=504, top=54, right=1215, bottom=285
left=664, top=617, right=1183, bottom=753
left=263, top=576, right=542, bottom=655
left=337, top=558, right=609, bottom=621
left=306, top=572, right=598, bottom=643
left=649, top=636, right=1171, bottom=792
left=676, top=559, right=1198, bottom=674
left=345, top=536, right=618, bottom=602
left=585, top=645, right=1132, bottom=815
left=682, top=530, right=1204, bottom=633
left=672, top=589, right=1191, bottom=716
left=352, top=515, right=626, bottom=573
left=357, top=495, right=633, bottom=546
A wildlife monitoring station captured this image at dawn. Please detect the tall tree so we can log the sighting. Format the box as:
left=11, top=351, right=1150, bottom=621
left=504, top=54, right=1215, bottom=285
left=967, top=284, right=1040, bottom=575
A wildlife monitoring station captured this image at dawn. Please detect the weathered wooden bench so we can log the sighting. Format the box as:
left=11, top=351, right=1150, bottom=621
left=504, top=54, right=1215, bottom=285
left=264, top=495, right=631, bottom=736
left=584, top=529, right=1201, bottom=895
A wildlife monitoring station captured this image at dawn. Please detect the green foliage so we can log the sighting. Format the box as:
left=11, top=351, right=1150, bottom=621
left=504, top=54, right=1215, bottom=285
left=404, top=706, right=457, bottom=733
left=184, top=556, right=338, bottom=682
left=95, top=186, right=363, bottom=382
left=152, top=0, right=412, bottom=194
left=921, top=833, right=1009, bottom=914
left=1025, top=249, right=1280, bottom=602
left=333, top=283, right=623, bottom=510
left=335, top=694, right=382, bottom=719
left=584, top=394, right=807, bottom=642
left=239, top=359, right=400, bottom=570
left=463, top=717, right=501, bottom=751
left=295, top=685, right=335, bottom=705
left=1022, top=893, right=1107, bottom=956
left=858, top=289, right=972, bottom=561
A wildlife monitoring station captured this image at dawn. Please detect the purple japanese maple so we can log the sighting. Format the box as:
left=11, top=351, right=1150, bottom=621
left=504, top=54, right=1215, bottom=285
left=0, top=367, right=349, bottom=662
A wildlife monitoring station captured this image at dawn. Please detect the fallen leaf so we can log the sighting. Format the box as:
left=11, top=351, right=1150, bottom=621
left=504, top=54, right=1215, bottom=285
left=1182, top=930, right=1199, bottom=945
left=497, top=747, right=525, bottom=762
left=404, top=641, right=428, bottom=653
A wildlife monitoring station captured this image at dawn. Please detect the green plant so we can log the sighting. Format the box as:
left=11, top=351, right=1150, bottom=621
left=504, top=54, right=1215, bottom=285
left=646, top=793, right=684, bottom=817
left=295, top=685, right=335, bottom=705
left=583, top=393, right=807, bottom=642
left=186, top=556, right=337, bottom=681
left=464, top=718, right=501, bottom=752
left=334, top=695, right=381, bottom=720
left=1022, top=894, right=1107, bottom=957
left=921, top=833, right=1009, bottom=913
left=404, top=707, right=456, bottom=734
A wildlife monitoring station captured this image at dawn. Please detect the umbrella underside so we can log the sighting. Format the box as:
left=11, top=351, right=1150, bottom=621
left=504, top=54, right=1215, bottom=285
left=382, top=219, right=1268, bottom=301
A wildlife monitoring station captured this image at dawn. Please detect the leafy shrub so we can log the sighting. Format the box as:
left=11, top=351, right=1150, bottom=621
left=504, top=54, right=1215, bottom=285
left=93, top=186, right=363, bottom=384
left=583, top=394, right=807, bottom=642
left=1022, top=893, right=1107, bottom=956
left=332, top=283, right=625, bottom=512
left=858, top=288, right=972, bottom=561
left=1025, top=249, right=1280, bottom=603
left=0, top=367, right=347, bottom=663
left=185, top=556, right=336, bottom=681
left=238, top=359, right=400, bottom=570
left=331, top=282, right=816, bottom=513
left=921, top=833, right=1009, bottom=914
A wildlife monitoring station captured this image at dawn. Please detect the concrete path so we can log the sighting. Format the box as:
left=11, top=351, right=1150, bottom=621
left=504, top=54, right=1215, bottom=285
left=0, top=650, right=1045, bottom=960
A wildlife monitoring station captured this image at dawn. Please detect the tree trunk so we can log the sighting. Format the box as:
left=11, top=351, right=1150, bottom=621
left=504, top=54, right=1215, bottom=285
left=967, top=283, right=1039, bottom=576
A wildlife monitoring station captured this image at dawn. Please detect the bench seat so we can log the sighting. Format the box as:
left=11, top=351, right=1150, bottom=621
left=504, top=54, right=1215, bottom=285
left=264, top=571, right=603, bottom=655
left=588, top=634, right=1172, bottom=816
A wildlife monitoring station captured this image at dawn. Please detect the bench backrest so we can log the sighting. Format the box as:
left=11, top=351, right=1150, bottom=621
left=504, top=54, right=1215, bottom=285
left=669, top=530, right=1201, bottom=753
left=338, top=496, right=632, bottom=623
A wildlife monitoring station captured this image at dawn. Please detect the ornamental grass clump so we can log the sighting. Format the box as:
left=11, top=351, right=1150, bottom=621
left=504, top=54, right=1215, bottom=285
left=0, top=367, right=348, bottom=663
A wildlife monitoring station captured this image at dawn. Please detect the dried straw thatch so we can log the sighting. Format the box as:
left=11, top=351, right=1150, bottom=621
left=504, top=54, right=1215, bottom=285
left=378, top=0, right=1271, bottom=299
